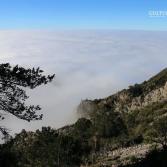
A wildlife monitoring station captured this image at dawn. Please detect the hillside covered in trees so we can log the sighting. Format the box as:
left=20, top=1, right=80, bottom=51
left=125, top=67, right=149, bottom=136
left=1, top=68, right=167, bottom=166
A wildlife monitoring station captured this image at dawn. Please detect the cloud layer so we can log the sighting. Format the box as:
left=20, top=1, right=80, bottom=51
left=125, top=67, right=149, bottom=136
left=0, top=30, right=167, bottom=134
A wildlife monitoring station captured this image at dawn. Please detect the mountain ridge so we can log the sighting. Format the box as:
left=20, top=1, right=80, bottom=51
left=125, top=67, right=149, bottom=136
left=77, top=68, right=167, bottom=119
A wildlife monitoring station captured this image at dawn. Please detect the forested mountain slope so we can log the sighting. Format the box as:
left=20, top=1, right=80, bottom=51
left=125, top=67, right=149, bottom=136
left=1, top=68, right=167, bottom=167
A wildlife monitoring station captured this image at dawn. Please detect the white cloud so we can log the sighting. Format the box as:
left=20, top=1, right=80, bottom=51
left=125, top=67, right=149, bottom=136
left=0, top=30, right=167, bottom=135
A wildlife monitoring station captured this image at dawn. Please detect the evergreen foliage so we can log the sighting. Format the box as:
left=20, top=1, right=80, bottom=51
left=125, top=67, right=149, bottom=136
left=0, top=63, right=54, bottom=137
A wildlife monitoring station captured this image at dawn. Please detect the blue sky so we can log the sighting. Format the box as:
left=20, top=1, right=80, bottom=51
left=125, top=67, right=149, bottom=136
left=0, top=0, right=167, bottom=30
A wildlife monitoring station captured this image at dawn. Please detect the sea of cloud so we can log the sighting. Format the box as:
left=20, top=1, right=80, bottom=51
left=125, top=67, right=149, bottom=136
left=0, top=30, right=167, bottom=135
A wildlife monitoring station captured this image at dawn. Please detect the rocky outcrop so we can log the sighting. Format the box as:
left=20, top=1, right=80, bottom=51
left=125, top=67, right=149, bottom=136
left=127, top=81, right=167, bottom=111
left=82, top=144, right=162, bottom=167
left=77, top=69, right=167, bottom=118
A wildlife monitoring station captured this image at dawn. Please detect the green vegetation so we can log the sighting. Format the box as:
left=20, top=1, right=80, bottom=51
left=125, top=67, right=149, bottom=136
left=1, top=68, right=167, bottom=166
left=128, top=68, right=167, bottom=97
left=126, top=149, right=167, bottom=167
left=0, top=63, right=55, bottom=137
left=1, top=99, right=167, bottom=167
left=125, top=101, right=167, bottom=139
left=0, top=126, right=91, bottom=167
left=145, top=116, right=167, bottom=149
left=129, top=84, right=143, bottom=97
left=143, top=68, right=167, bottom=92
left=91, top=109, right=127, bottom=138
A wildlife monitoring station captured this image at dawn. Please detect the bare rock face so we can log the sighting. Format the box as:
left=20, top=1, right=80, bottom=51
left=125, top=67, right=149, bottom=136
left=77, top=69, right=167, bottom=118
left=128, top=82, right=167, bottom=111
